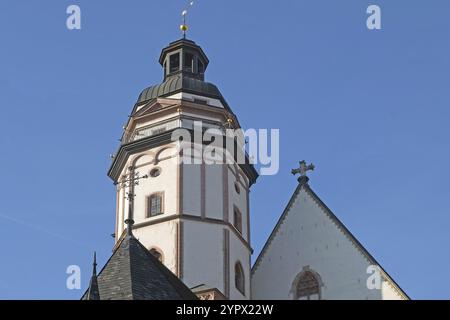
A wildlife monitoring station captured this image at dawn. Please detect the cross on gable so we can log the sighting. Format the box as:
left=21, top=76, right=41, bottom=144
left=292, top=160, right=315, bottom=178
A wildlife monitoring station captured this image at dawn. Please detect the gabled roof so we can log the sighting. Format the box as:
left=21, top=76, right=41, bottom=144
left=81, top=235, right=197, bottom=300
left=251, top=176, right=409, bottom=300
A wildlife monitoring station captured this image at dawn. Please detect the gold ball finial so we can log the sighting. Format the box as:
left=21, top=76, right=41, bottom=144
left=180, top=24, right=188, bottom=33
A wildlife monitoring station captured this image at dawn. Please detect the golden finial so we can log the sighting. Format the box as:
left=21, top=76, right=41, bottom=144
left=180, top=10, right=189, bottom=38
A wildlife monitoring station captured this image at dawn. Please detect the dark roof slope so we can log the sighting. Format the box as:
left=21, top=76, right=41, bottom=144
left=137, top=74, right=231, bottom=111
left=85, top=274, right=100, bottom=300
left=81, top=236, right=197, bottom=300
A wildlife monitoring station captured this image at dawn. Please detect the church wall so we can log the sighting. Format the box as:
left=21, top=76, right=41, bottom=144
left=134, top=152, right=178, bottom=224
left=182, top=162, right=202, bottom=216
left=116, top=146, right=179, bottom=234
left=382, top=281, right=404, bottom=299
left=133, top=220, right=180, bottom=275
left=181, top=222, right=251, bottom=300
left=227, top=166, right=249, bottom=242
left=116, top=185, right=125, bottom=237
left=134, top=112, right=178, bottom=130
left=182, top=221, right=225, bottom=293
left=228, top=229, right=251, bottom=300
left=251, top=189, right=402, bottom=300
left=205, top=164, right=224, bottom=220
left=182, top=111, right=224, bottom=124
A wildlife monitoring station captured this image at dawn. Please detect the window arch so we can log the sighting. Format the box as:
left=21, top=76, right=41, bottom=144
left=149, top=248, right=164, bottom=263
left=235, top=262, right=245, bottom=295
left=293, top=269, right=322, bottom=300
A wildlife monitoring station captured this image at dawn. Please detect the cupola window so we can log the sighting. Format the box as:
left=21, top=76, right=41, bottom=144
left=198, top=59, right=205, bottom=75
left=184, top=52, right=194, bottom=73
left=169, top=53, right=180, bottom=73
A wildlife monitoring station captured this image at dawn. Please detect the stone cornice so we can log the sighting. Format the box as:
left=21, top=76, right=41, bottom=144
left=131, top=213, right=253, bottom=253
left=108, top=129, right=259, bottom=186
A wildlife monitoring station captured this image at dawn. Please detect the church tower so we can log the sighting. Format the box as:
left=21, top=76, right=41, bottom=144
left=108, top=38, right=258, bottom=300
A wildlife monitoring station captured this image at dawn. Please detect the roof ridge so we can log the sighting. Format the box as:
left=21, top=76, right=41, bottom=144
left=80, top=236, right=132, bottom=300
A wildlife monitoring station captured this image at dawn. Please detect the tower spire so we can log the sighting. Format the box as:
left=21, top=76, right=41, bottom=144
left=85, top=252, right=100, bottom=300
left=92, top=251, right=97, bottom=275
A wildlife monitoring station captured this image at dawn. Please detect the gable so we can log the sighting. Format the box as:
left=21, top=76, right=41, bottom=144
left=133, top=99, right=178, bottom=119
left=251, top=180, right=408, bottom=300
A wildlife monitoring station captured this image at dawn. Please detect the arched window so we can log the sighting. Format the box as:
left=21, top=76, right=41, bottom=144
left=149, top=248, right=164, bottom=263
left=294, top=270, right=321, bottom=300
left=233, top=208, right=242, bottom=234
left=235, top=262, right=245, bottom=295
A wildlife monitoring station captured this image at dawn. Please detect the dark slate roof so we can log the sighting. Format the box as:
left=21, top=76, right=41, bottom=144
left=85, top=275, right=100, bottom=300
left=137, top=74, right=230, bottom=110
left=84, top=252, right=100, bottom=300
left=81, top=236, right=198, bottom=300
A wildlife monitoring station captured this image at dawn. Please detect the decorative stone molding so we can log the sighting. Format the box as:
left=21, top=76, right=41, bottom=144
left=195, top=288, right=227, bottom=300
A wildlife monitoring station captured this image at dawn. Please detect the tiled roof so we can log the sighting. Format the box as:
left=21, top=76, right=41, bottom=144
left=82, top=235, right=197, bottom=300
left=137, top=74, right=224, bottom=105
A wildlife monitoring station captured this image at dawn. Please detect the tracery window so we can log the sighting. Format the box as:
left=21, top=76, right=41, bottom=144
left=295, top=271, right=321, bottom=300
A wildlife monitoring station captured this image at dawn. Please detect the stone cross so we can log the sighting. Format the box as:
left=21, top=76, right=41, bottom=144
left=291, top=160, right=315, bottom=178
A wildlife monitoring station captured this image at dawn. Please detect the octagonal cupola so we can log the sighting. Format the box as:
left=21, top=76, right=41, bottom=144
left=159, top=39, right=209, bottom=81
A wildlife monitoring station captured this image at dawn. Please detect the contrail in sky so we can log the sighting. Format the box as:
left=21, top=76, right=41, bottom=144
left=0, top=213, right=91, bottom=249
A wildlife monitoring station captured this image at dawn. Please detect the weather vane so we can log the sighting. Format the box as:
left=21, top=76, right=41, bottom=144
left=115, top=166, right=148, bottom=235
left=180, top=1, right=195, bottom=38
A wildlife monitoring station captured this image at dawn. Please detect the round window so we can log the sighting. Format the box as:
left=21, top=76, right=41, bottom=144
left=150, top=168, right=161, bottom=178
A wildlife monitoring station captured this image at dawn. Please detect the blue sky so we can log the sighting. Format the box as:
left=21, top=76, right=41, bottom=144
left=0, top=0, right=449, bottom=299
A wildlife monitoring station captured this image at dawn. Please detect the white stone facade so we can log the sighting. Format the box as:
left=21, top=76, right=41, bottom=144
left=113, top=97, right=253, bottom=300
left=251, top=183, right=408, bottom=300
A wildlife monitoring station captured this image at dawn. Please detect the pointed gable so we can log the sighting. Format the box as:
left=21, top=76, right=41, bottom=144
left=251, top=177, right=408, bottom=300
left=81, top=236, right=197, bottom=300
